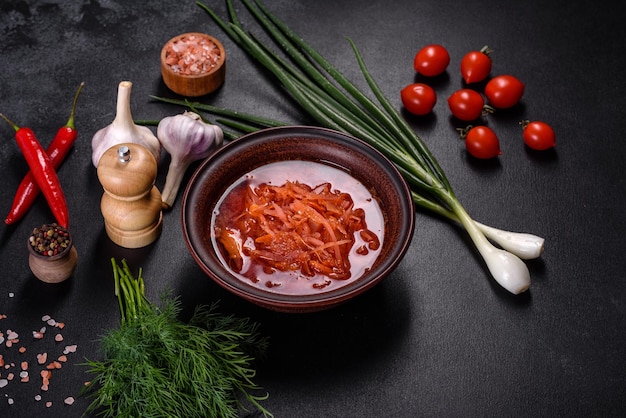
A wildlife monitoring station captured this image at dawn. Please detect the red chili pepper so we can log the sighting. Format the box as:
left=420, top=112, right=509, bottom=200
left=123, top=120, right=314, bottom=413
left=1, top=114, right=69, bottom=228
left=5, top=82, right=84, bottom=225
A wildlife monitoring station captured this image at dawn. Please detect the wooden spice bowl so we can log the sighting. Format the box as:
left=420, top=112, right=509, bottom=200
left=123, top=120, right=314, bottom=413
left=161, top=32, right=226, bottom=97
left=27, top=223, right=78, bottom=283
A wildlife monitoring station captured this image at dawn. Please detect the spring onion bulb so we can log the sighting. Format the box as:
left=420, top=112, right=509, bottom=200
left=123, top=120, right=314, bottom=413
left=409, top=191, right=544, bottom=260
left=474, top=221, right=545, bottom=260
left=451, top=200, right=531, bottom=294
left=175, top=0, right=546, bottom=294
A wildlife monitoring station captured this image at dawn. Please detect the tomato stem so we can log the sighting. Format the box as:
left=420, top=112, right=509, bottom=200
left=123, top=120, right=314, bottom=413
left=456, top=125, right=473, bottom=139
left=480, top=45, right=494, bottom=55
left=482, top=104, right=496, bottom=116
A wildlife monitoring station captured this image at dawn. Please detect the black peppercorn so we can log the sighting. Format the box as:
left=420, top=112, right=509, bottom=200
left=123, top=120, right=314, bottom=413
left=29, top=223, right=71, bottom=257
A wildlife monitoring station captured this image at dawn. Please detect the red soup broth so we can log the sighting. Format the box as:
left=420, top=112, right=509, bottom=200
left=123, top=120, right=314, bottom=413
left=211, top=160, right=385, bottom=295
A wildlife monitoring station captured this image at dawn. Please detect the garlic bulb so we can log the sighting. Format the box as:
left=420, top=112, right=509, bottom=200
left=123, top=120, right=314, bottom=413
left=157, top=111, right=223, bottom=209
left=91, top=81, right=161, bottom=167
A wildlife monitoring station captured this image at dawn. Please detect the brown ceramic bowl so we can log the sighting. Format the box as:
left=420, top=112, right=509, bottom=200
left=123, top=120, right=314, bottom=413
left=161, top=32, right=226, bottom=97
left=181, top=126, right=415, bottom=313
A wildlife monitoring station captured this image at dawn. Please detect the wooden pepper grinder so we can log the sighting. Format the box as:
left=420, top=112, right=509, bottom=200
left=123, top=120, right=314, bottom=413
left=97, top=143, right=163, bottom=248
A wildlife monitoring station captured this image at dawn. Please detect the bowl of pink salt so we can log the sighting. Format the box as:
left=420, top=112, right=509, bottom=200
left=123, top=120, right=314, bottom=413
left=161, top=32, right=226, bottom=97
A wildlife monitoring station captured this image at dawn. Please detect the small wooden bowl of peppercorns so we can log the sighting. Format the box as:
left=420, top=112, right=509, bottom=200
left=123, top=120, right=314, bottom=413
left=28, top=223, right=78, bottom=283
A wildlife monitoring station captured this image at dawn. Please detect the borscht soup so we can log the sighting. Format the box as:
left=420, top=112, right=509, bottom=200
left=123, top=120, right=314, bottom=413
left=211, top=160, right=384, bottom=295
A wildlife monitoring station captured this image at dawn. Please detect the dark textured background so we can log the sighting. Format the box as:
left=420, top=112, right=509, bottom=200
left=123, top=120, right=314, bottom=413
left=1, top=1, right=625, bottom=417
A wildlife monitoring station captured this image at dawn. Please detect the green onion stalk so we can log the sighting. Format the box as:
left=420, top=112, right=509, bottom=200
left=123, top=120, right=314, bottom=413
left=155, top=0, right=545, bottom=294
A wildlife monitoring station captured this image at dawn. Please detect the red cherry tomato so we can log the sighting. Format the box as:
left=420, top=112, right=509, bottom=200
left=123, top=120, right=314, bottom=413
left=460, top=46, right=492, bottom=84
left=401, top=83, right=437, bottom=116
left=447, top=89, right=486, bottom=121
left=520, top=120, right=556, bottom=150
left=484, top=75, right=525, bottom=109
left=413, top=45, right=450, bottom=77
left=464, top=126, right=501, bottom=159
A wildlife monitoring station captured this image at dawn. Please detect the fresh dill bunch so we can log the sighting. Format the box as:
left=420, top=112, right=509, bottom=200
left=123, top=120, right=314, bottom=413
left=81, top=258, right=272, bottom=418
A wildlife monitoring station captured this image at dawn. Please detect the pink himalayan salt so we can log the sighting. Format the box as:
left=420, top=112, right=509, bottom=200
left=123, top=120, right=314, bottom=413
left=164, top=34, right=221, bottom=76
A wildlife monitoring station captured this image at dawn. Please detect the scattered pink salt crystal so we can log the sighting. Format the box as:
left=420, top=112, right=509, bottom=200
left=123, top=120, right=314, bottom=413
left=63, top=344, right=77, bottom=354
